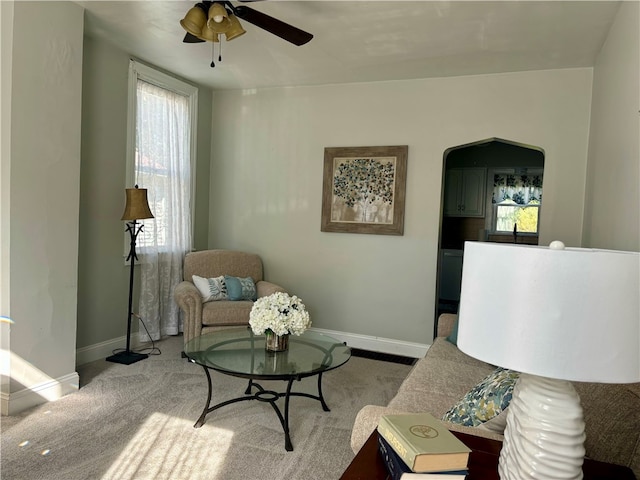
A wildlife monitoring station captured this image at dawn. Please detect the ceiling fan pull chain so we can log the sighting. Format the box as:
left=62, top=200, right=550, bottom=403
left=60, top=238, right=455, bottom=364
left=210, top=42, right=215, bottom=68
left=219, top=39, right=222, bottom=63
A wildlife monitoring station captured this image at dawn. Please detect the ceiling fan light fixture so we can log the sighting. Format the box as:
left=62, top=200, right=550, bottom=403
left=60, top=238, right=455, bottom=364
left=208, top=3, right=228, bottom=24
left=181, top=2, right=314, bottom=52
left=207, top=18, right=231, bottom=34
left=198, top=26, right=220, bottom=43
left=225, top=14, right=246, bottom=41
left=207, top=8, right=231, bottom=33
left=180, top=6, right=207, bottom=37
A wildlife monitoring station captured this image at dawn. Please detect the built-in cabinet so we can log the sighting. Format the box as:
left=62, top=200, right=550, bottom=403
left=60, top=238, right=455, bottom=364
left=443, top=167, right=487, bottom=217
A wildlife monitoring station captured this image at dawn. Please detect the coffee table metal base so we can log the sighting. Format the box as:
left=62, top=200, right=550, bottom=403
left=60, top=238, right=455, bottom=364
left=193, top=365, right=331, bottom=451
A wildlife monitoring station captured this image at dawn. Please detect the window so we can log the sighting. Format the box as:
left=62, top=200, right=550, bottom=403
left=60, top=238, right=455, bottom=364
left=495, top=200, right=540, bottom=233
left=125, top=60, right=198, bottom=252
left=490, top=171, right=543, bottom=234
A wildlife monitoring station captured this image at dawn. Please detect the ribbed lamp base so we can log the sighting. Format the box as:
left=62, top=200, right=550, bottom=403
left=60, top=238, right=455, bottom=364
left=499, top=373, right=586, bottom=480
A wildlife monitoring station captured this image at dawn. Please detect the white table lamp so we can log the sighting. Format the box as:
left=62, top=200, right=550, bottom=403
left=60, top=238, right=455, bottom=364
left=456, top=241, right=639, bottom=480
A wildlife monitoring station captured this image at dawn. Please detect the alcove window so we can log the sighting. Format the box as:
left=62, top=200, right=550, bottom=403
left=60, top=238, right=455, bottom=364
left=125, top=60, right=198, bottom=252
left=491, top=170, right=543, bottom=233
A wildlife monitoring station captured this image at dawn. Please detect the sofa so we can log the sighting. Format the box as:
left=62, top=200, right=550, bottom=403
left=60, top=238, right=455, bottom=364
left=351, top=313, right=640, bottom=477
left=174, top=249, right=285, bottom=345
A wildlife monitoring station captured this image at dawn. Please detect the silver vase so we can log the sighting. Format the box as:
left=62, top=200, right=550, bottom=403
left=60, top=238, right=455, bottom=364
left=265, top=331, right=289, bottom=352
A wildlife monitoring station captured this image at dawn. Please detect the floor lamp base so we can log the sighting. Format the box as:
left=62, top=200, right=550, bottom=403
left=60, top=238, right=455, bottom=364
left=106, top=351, right=149, bottom=365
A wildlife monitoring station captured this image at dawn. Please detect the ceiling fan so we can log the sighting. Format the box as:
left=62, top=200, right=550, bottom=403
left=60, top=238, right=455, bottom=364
left=180, top=1, right=313, bottom=47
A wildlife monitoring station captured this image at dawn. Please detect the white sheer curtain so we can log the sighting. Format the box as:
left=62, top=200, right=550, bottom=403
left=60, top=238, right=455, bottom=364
left=135, top=79, right=192, bottom=341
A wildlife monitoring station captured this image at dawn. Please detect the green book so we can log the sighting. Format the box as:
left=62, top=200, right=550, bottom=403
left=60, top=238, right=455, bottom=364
left=377, top=413, right=471, bottom=473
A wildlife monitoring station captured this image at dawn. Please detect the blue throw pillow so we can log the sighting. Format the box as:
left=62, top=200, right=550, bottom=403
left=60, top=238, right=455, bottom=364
left=224, top=275, right=257, bottom=301
left=446, top=317, right=459, bottom=345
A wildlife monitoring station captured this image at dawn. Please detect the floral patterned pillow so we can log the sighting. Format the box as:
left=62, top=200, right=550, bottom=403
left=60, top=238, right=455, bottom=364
left=442, top=367, right=519, bottom=429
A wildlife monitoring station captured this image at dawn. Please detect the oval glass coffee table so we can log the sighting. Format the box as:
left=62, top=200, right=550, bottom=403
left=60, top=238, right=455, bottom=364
left=184, top=327, right=351, bottom=451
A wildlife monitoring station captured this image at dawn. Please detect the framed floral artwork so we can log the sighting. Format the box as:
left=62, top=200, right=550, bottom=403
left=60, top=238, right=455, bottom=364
left=321, top=145, right=408, bottom=235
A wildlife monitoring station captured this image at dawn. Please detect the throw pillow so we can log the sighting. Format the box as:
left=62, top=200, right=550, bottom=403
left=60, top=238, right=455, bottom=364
left=478, top=407, right=510, bottom=433
left=224, top=275, right=257, bottom=301
left=441, top=367, right=519, bottom=432
left=192, top=275, right=228, bottom=302
left=446, top=317, right=459, bottom=345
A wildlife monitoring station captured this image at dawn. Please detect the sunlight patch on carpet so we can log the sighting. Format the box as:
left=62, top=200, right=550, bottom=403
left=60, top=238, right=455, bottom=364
left=101, top=412, right=233, bottom=480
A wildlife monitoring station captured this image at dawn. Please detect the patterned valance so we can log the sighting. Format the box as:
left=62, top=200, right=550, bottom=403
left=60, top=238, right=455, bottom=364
left=492, top=174, right=543, bottom=205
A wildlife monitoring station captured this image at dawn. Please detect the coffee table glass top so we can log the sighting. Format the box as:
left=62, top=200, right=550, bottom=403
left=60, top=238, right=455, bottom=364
left=184, top=327, right=351, bottom=378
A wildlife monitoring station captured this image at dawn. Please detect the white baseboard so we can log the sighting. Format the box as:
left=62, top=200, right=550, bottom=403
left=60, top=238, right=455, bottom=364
left=76, top=335, right=147, bottom=366
left=1, top=372, right=79, bottom=416
left=310, top=327, right=430, bottom=359
left=77, top=329, right=429, bottom=366
left=76, top=335, right=128, bottom=366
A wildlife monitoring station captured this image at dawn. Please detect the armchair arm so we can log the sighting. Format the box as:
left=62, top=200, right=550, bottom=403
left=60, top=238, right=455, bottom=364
left=256, top=280, right=286, bottom=298
left=174, top=281, right=203, bottom=343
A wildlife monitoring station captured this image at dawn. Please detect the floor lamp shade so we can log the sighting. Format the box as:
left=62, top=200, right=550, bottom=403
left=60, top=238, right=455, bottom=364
left=121, top=187, right=154, bottom=221
left=456, top=241, right=639, bottom=479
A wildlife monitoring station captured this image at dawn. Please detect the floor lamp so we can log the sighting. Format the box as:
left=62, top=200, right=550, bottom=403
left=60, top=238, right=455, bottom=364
left=456, top=241, right=639, bottom=479
left=106, top=186, right=154, bottom=365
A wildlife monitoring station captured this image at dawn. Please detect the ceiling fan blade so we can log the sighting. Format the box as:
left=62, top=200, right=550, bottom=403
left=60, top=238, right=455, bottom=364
left=234, top=5, right=312, bottom=46
left=183, top=32, right=205, bottom=43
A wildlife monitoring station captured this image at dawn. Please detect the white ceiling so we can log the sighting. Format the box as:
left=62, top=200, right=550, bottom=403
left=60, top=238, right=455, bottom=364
left=76, top=1, right=621, bottom=91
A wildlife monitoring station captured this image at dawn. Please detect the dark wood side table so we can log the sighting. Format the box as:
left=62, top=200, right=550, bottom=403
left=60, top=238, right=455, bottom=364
left=340, top=430, right=637, bottom=480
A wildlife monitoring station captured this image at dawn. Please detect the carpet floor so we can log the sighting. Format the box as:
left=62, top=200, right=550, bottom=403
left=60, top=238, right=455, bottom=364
left=1, top=335, right=412, bottom=480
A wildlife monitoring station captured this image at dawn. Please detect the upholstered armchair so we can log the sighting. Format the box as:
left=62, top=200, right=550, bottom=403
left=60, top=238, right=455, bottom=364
left=174, top=249, right=286, bottom=345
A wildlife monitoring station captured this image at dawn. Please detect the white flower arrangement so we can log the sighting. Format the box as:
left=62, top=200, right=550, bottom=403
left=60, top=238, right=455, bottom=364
left=249, top=292, right=311, bottom=337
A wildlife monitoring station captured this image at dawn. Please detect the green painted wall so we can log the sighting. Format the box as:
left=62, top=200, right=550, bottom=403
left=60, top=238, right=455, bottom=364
left=4, top=1, right=84, bottom=411
left=77, top=35, right=212, bottom=351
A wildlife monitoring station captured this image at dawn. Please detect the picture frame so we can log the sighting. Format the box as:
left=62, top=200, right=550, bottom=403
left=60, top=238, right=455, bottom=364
left=321, top=145, right=408, bottom=235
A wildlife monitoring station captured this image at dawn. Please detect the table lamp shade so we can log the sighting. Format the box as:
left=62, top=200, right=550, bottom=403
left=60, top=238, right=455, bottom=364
left=456, top=241, right=640, bottom=384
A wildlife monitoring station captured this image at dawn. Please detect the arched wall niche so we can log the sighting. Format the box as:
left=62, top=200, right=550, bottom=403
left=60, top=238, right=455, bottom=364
left=444, top=137, right=545, bottom=170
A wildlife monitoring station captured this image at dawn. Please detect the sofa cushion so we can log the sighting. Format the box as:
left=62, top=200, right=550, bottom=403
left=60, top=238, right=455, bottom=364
left=390, top=338, right=494, bottom=418
left=573, top=381, right=640, bottom=472
left=224, top=275, right=257, bottom=301
left=441, top=367, right=519, bottom=430
left=192, top=275, right=228, bottom=302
